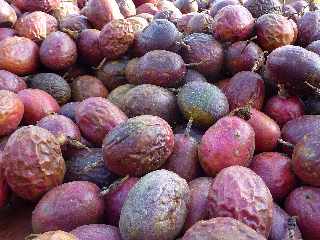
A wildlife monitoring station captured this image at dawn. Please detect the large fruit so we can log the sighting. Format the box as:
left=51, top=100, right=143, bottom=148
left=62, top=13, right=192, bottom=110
left=250, top=152, right=296, bottom=201
left=182, top=217, right=266, bottom=240
left=75, top=97, right=127, bottom=145
left=119, top=169, right=190, bottom=240
left=212, top=5, right=254, bottom=42
left=103, top=115, right=174, bottom=176
left=177, top=81, right=229, bottom=128
left=285, top=187, right=320, bottom=240
left=32, top=181, right=105, bottom=233
left=292, top=134, right=320, bottom=186
left=0, top=36, right=39, bottom=75
left=208, top=166, right=273, bottom=237
left=198, top=116, right=255, bottom=176
left=265, top=45, right=320, bottom=95
left=2, top=126, right=65, bottom=201
left=244, top=0, right=282, bottom=18
left=0, top=90, right=24, bottom=137
left=71, top=224, right=122, bottom=240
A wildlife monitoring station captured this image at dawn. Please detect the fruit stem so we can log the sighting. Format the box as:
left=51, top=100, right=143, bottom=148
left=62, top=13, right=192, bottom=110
left=230, top=105, right=252, bottom=120
left=93, top=57, right=107, bottom=71
left=288, top=216, right=298, bottom=240
left=185, top=118, right=193, bottom=137
left=305, top=81, right=320, bottom=95
left=277, top=84, right=289, bottom=97
left=278, top=138, right=294, bottom=148
left=100, top=175, right=130, bottom=196
left=185, top=60, right=209, bottom=67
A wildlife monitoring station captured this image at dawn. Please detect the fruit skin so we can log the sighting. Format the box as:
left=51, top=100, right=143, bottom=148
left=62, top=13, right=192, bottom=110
left=255, top=13, right=296, bottom=52
left=208, top=166, right=273, bottom=237
left=0, top=36, right=39, bottom=75
left=183, top=177, right=213, bottom=231
left=177, top=81, right=229, bottom=128
left=209, top=0, right=240, bottom=17
left=71, top=75, right=108, bottom=102
left=82, top=0, right=124, bottom=30
left=174, top=123, right=205, bottom=143
left=212, top=5, right=254, bottom=42
left=32, top=231, right=78, bottom=240
left=181, top=33, right=224, bottom=77
left=107, top=84, right=135, bottom=110
left=76, top=97, right=127, bottom=146
left=250, top=152, right=296, bottom=202
left=183, top=69, right=207, bottom=84
left=306, top=40, right=320, bottom=55
left=12, top=0, right=61, bottom=12
left=297, top=10, right=320, bottom=46
left=122, top=84, right=179, bottom=125
left=59, top=14, right=92, bottom=38
left=244, top=0, right=282, bottom=18
left=292, top=134, right=320, bottom=186
left=0, top=0, right=17, bottom=27
left=96, top=60, right=129, bottom=91
left=221, top=71, right=265, bottom=111
left=18, top=89, right=60, bottom=124
left=53, top=1, right=80, bottom=21
left=65, top=148, right=118, bottom=188
left=163, top=134, right=201, bottom=182
left=119, top=169, right=190, bottom=240
left=0, top=90, right=24, bottom=137
left=136, top=3, right=159, bottom=15
left=177, top=12, right=197, bottom=32
left=264, top=95, right=304, bottom=127
left=99, top=19, right=134, bottom=60
left=198, top=116, right=255, bottom=176
left=59, top=102, right=80, bottom=122
left=71, top=224, right=122, bottom=240
left=285, top=186, right=320, bottom=240
left=281, top=115, right=320, bottom=147
left=32, top=181, right=105, bottom=233
left=104, top=177, right=139, bottom=226
left=269, top=204, right=302, bottom=240
left=116, top=0, right=136, bottom=18
left=225, top=41, right=264, bottom=75
left=129, top=50, right=187, bottom=87
left=0, top=28, right=16, bottom=42
left=103, top=115, right=174, bottom=176
left=14, top=11, right=58, bottom=43
left=0, top=70, right=26, bottom=93
left=77, top=29, right=103, bottom=66
left=40, top=31, right=77, bottom=71
left=185, top=13, right=213, bottom=34
left=2, top=126, right=65, bottom=201
left=247, top=108, right=281, bottom=152
left=28, top=73, right=71, bottom=105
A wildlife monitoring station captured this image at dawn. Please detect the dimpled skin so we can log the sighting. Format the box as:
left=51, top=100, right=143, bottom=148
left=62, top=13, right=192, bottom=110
left=14, top=11, right=58, bottom=43
left=0, top=70, right=27, bottom=93
left=99, top=19, right=134, bottom=60
left=0, top=36, right=39, bottom=75
left=2, top=126, right=65, bottom=201
left=182, top=217, right=266, bottom=240
left=212, top=5, right=254, bottom=42
left=103, top=115, right=174, bottom=176
left=119, top=170, right=190, bottom=240
left=32, top=181, right=105, bottom=233
left=198, top=117, right=255, bottom=176
left=181, top=33, right=224, bottom=77
left=71, top=224, right=121, bottom=240
left=75, top=97, right=127, bottom=145
left=244, top=0, right=281, bottom=18
left=0, top=90, right=24, bottom=137
left=256, top=14, right=296, bottom=52
left=208, top=166, right=273, bottom=237
left=177, top=81, right=229, bottom=128
left=298, top=11, right=320, bottom=46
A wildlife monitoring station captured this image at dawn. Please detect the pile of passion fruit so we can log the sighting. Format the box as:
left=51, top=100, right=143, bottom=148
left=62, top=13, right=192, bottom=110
left=0, top=0, right=320, bottom=239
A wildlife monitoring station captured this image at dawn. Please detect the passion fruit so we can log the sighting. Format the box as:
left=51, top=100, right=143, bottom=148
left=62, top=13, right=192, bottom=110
left=0, top=28, right=16, bottom=42
left=12, top=0, right=61, bottom=12
left=107, top=84, right=135, bottom=110
left=297, top=10, right=320, bottom=46
left=244, top=0, right=282, bottom=18
left=59, top=101, right=80, bottom=122
left=71, top=224, right=122, bottom=240
left=0, top=0, right=17, bottom=27
left=30, top=231, right=78, bottom=240
left=116, top=0, right=136, bottom=18
left=0, top=70, right=27, bottom=93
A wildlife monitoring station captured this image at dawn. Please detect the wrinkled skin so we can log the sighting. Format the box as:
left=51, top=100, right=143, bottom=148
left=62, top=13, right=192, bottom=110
left=53, top=1, right=80, bottom=21
left=212, top=5, right=254, bottom=42
left=209, top=0, right=240, bottom=17
left=285, top=187, right=320, bottom=240
left=198, top=117, right=255, bottom=176
left=269, top=204, right=302, bottom=240
left=182, top=217, right=267, bottom=240
left=0, top=36, right=39, bottom=75
left=208, top=166, right=273, bottom=237
left=297, top=10, right=320, bottom=46
left=0, top=90, right=24, bottom=137
left=104, top=177, right=139, bottom=226
left=59, top=102, right=80, bottom=122
left=183, top=177, right=213, bottom=231
left=181, top=33, right=224, bottom=77
left=71, top=224, right=122, bottom=240
left=32, top=181, right=105, bottom=233
left=177, top=12, right=197, bottom=32
left=18, top=89, right=60, bottom=125
left=59, top=14, right=92, bottom=37
left=163, top=134, right=201, bottom=182
left=123, top=84, right=180, bottom=125
left=75, top=97, right=127, bottom=145
left=174, top=0, right=198, bottom=13
left=32, top=231, right=77, bottom=240
left=264, top=95, right=304, bottom=127
left=107, top=84, right=135, bottom=110
left=178, top=81, right=229, bottom=128
left=292, top=134, right=320, bottom=186
left=185, top=13, right=213, bottom=34
left=136, top=3, right=159, bottom=15
left=2, top=126, right=65, bottom=201
left=306, top=40, right=320, bottom=55
left=65, top=148, right=118, bottom=188
left=103, top=115, right=174, bottom=176
left=12, top=0, right=60, bottom=12
left=116, top=0, right=136, bottom=18
left=0, top=0, right=17, bottom=27
left=14, top=11, right=57, bottom=42
left=244, top=0, right=282, bottom=18
left=250, top=152, right=296, bottom=202
left=183, top=69, right=207, bottom=84
left=119, top=170, right=190, bottom=240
